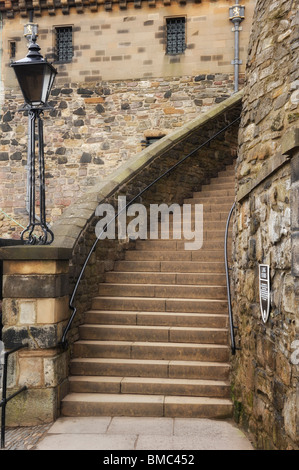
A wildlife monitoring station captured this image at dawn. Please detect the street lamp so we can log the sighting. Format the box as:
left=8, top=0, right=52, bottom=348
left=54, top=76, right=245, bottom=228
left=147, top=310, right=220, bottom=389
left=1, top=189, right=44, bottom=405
left=10, top=34, right=57, bottom=245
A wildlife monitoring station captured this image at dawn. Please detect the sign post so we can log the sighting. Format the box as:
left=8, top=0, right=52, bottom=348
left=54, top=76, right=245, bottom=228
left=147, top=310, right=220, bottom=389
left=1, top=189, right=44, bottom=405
left=259, top=264, right=270, bottom=323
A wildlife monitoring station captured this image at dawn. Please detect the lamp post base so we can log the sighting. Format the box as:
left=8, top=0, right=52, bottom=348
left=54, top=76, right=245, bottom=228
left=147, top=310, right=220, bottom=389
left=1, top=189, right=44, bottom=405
left=21, top=108, right=54, bottom=246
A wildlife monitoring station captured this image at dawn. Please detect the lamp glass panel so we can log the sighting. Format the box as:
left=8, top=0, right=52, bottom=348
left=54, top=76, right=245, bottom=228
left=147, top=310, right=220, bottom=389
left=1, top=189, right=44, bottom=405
left=14, top=63, right=45, bottom=106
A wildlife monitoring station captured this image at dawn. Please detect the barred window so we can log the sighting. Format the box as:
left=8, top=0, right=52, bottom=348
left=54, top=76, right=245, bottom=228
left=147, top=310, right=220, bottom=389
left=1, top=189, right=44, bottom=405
left=166, top=17, right=186, bottom=55
left=55, top=26, right=73, bottom=63
left=9, top=41, right=16, bottom=59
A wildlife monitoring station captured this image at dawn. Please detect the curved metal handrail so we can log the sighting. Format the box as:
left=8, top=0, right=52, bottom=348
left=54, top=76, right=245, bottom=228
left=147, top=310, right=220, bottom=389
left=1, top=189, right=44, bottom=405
left=225, top=202, right=237, bottom=355
left=61, top=116, right=241, bottom=349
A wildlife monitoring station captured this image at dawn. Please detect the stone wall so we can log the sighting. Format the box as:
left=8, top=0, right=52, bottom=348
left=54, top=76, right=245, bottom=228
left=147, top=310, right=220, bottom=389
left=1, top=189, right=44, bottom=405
left=231, top=0, right=299, bottom=450
left=0, top=74, right=237, bottom=239
left=1, top=1, right=255, bottom=84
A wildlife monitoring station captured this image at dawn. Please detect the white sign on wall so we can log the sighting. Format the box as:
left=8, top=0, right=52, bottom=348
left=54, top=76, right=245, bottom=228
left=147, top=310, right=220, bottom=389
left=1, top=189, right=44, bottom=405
left=259, top=264, right=271, bottom=323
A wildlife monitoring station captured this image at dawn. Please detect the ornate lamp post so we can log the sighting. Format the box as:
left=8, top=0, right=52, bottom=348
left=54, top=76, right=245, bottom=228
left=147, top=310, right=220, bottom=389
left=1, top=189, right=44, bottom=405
left=10, top=35, right=57, bottom=244
left=229, top=2, right=245, bottom=93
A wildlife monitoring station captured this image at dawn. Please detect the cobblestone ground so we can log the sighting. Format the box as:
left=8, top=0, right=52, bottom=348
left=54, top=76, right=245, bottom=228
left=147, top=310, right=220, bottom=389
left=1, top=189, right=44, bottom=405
left=0, top=423, right=53, bottom=450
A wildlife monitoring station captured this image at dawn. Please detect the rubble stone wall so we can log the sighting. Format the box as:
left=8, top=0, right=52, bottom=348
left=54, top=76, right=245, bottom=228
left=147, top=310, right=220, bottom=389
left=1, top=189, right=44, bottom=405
left=231, top=0, right=299, bottom=450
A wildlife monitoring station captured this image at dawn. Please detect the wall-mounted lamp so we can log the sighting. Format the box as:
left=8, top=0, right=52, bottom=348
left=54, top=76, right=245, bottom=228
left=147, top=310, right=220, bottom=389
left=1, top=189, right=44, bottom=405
left=229, top=2, right=245, bottom=93
left=24, top=22, right=38, bottom=42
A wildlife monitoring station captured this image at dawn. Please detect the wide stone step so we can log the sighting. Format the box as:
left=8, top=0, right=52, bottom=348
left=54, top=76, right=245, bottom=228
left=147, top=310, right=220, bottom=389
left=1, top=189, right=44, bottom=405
left=167, top=211, right=232, bottom=221
left=157, top=230, right=231, bottom=241
left=91, top=296, right=228, bottom=313
left=98, top=283, right=226, bottom=299
left=104, top=271, right=227, bottom=286
left=113, top=260, right=226, bottom=273
left=184, top=196, right=234, bottom=205
left=70, top=358, right=230, bottom=380
left=68, top=376, right=231, bottom=398
left=78, top=324, right=229, bottom=345
left=61, top=393, right=233, bottom=418
left=192, top=189, right=235, bottom=198
left=218, top=168, right=235, bottom=177
left=169, top=222, right=228, bottom=232
left=85, top=311, right=228, bottom=328
left=73, top=339, right=229, bottom=361
left=201, top=182, right=234, bottom=191
left=135, top=239, right=229, bottom=251
left=183, top=199, right=233, bottom=210
left=124, top=250, right=225, bottom=262
left=194, top=189, right=235, bottom=198
left=159, top=217, right=228, bottom=228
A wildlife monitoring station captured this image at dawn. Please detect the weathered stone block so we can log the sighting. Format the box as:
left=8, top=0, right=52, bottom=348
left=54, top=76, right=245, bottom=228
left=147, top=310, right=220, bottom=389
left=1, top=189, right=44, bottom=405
left=281, top=129, right=299, bottom=156
left=3, top=325, right=58, bottom=349
left=19, top=301, right=36, bottom=324
left=19, top=356, right=44, bottom=387
left=36, top=296, right=70, bottom=324
left=44, top=352, right=68, bottom=387
left=6, top=387, right=58, bottom=426
left=3, top=274, right=69, bottom=298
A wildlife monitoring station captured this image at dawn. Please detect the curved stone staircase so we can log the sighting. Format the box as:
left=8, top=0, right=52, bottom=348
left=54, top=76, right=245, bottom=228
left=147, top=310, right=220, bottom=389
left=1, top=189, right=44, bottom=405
left=61, top=164, right=235, bottom=418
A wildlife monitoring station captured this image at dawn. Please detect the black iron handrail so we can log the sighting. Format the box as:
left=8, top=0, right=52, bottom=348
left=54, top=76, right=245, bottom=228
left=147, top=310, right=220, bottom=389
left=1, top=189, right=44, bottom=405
left=61, top=115, right=241, bottom=349
left=224, top=202, right=238, bottom=355
left=0, top=343, right=28, bottom=449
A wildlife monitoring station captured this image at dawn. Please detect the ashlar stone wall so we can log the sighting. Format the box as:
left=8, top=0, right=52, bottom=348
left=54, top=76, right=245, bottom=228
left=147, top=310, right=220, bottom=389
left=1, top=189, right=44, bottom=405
left=231, top=0, right=299, bottom=450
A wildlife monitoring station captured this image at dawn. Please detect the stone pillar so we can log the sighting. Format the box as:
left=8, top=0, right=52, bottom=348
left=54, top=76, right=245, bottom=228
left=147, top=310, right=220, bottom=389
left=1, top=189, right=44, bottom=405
left=0, top=246, right=72, bottom=426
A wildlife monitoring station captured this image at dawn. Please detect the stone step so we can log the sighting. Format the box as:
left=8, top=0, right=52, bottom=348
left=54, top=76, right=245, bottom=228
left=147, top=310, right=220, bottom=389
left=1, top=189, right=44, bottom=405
left=70, top=358, right=230, bottom=380
left=78, top=324, right=229, bottom=345
left=183, top=198, right=233, bottom=209
left=167, top=211, right=232, bottom=221
left=169, top=220, right=228, bottom=230
left=104, top=271, right=227, bottom=286
left=68, top=376, right=231, bottom=398
left=180, top=203, right=233, bottom=212
left=124, top=250, right=226, bottom=262
left=113, top=260, right=226, bottom=273
left=151, top=231, right=231, bottom=241
left=201, top=182, right=234, bottom=191
left=85, top=311, right=228, bottom=328
left=91, top=296, right=228, bottom=313
left=194, top=189, right=235, bottom=198
left=208, top=175, right=234, bottom=184
left=184, top=196, right=234, bottom=205
left=134, top=239, right=229, bottom=251
left=98, top=283, right=227, bottom=299
left=217, top=169, right=235, bottom=177
left=73, top=339, right=229, bottom=361
left=61, top=393, right=233, bottom=418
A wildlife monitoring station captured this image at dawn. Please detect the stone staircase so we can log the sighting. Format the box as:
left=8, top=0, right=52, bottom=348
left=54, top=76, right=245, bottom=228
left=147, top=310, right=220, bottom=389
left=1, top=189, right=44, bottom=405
left=61, top=164, right=235, bottom=418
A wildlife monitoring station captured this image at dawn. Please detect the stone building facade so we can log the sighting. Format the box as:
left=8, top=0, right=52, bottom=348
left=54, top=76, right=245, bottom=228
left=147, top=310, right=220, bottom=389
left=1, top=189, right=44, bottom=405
left=231, top=0, right=299, bottom=450
left=0, top=0, right=255, bottom=238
